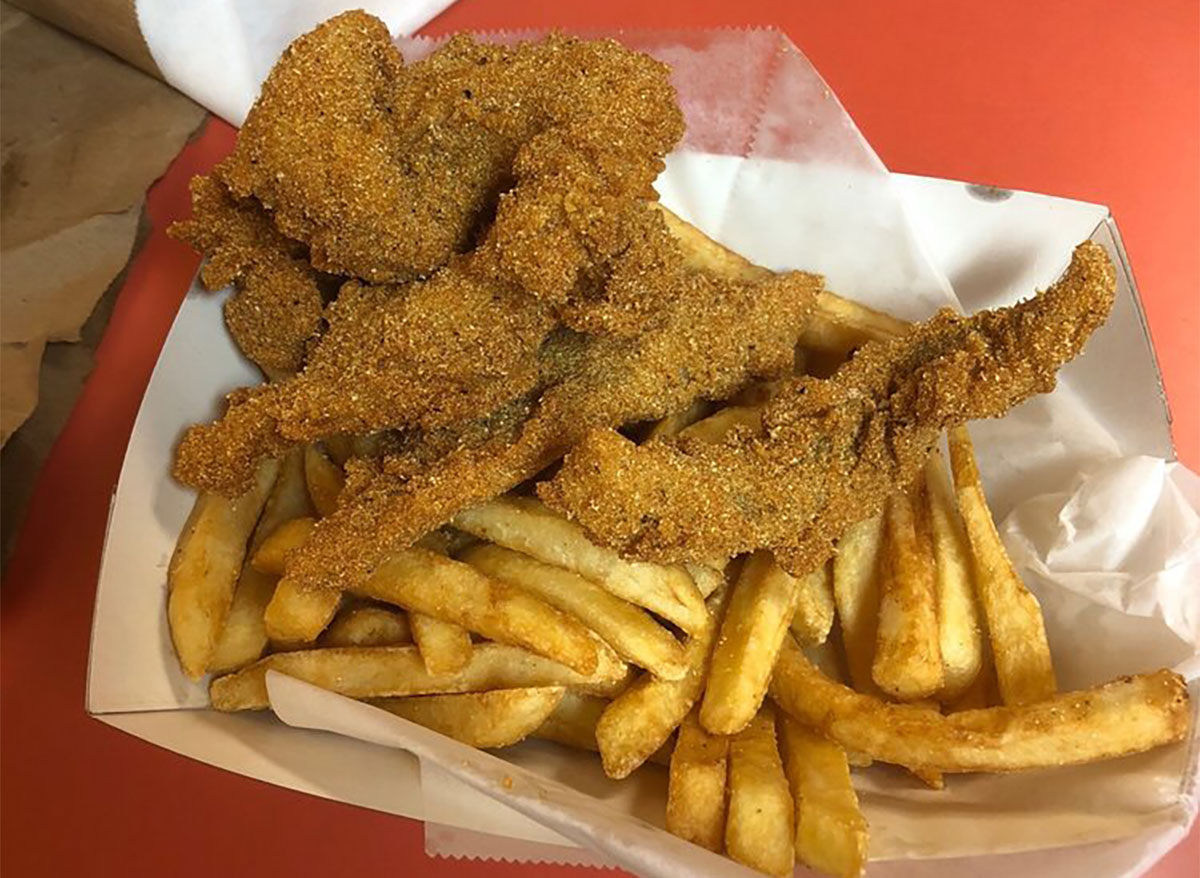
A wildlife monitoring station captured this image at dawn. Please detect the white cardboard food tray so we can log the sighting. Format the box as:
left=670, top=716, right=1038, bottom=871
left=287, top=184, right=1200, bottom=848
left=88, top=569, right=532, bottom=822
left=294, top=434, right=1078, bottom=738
left=88, top=164, right=1195, bottom=870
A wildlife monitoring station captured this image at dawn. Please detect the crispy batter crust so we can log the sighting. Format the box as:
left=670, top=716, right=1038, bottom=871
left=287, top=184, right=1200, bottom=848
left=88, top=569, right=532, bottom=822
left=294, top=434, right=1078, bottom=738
left=169, top=175, right=325, bottom=373
left=221, top=12, right=684, bottom=303
left=280, top=267, right=822, bottom=593
left=172, top=14, right=710, bottom=494
left=540, top=242, right=1117, bottom=573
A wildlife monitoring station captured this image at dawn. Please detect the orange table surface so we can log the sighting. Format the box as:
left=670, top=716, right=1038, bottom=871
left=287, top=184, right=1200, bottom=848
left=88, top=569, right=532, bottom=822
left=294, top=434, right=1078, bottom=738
left=2, top=2, right=1196, bottom=876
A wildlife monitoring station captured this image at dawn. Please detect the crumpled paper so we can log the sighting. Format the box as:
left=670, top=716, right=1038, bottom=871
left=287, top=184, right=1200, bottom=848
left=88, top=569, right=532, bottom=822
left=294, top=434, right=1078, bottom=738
left=1002, top=457, right=1200, bottom=667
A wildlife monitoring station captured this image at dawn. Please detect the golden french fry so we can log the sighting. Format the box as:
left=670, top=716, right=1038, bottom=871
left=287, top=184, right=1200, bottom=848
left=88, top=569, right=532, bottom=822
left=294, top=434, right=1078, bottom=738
left=304, top=443, right=345, bottom=517
left=320, top=606, right=411, bottom=648
left=533, top=691, right=608, bottom=752
left=924, top=450, right=984, bottom=699
left=778, top=714, right=868, bottom=878
left=677, top=405, right=764, bottom=442
left=415, top=526, right=477, bottom=557
left=910, top=765, right=945, bottom=790
left=948, top=637, right=999, bottom=712
left=357, top=548, right=599, bottom=675
left=462, top=543, right=687, bottom=680
left=701, top=551, right=803, bottom=735
left=666, top=709, right=729, bottom=853
left=453, top=496, right=708, bottom=634
left=872, top=488, right=944, bottom=701
left=770, top=636, right=1188, bottom=773
left=352, top=544, right=600, bottom=676
left=726, top=704, right=794, bottom=877
left=805, top=636, right=848, bottom=685
left=595, top=587, right=727, bottom=778
left=369, top=687, right=565, bottom=749
left=790, top=560, right=835, bottom=646
left=210, top=449, right=314, bottom=674
left=532, top=692, right=674, bottom=766
left=646, top=399, right=713, bottom=441
left=685, top=562, right=726, bottom=599
left=321, top=434, right=356, bottom=467
left=948, top=426, right=1056, bottom=706
left=168, top=459, right=280, bottom=680
left=208, top=567, right=280, bottom=673
left=658, top=204, right=908, bottom=350
left=264, top=579, right=342, bottom=645
left=250, top=516, right=316, bottom=575
left=832, top=513, right=885, bottom=695
left=211, top=643, right=631, bottom=711
left=409, top=612, right=473, bottom=674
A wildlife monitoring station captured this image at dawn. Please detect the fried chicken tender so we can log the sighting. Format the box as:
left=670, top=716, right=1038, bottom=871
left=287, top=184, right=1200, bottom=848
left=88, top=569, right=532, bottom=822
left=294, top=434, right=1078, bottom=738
left=169, top=174, right=325, bottom=373
left=173, top=256, right=551, bottom=494
left=540, top=241, right=1117, bottom=574
left=279, top=266, right=823, bottom=594
left=221, top=10, right=684, bottom=316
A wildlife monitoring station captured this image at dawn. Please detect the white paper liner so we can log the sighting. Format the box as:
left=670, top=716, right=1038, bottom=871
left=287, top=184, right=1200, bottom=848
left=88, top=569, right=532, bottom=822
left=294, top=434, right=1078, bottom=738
left=136, top=1, right=457, bottom=124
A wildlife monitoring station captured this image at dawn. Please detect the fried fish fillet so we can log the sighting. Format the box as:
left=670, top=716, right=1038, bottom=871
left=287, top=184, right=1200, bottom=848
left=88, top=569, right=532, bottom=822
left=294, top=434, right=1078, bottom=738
left=540, top=241, right=1117, bottom=574
left=221, top=11, right=684, bottom=309
left=279, top=266, right=822, bottom=594
left=169, top=174, right=325, bottom=373
left=173, top=256, right=551, bottom=495
left=171, top=16, right=709, bottom=493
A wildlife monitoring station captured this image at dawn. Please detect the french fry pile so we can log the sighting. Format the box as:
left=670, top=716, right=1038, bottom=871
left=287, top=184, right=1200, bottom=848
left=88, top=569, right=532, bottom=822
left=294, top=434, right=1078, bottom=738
left=168, top=217, right=1189, bottom=878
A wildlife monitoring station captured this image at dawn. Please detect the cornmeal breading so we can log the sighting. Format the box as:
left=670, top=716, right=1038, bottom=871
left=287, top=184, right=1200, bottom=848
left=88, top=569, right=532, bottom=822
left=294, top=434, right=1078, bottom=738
left=540, top=242, right=1116, bottom=574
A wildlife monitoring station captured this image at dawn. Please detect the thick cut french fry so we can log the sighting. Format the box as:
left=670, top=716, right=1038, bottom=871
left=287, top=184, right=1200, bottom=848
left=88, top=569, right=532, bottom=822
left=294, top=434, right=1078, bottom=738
left=790, top=560, right=835, bottom=646
left=685, top=562, right=726, bottom=599
left=369, top=687, right=565, bottom=748
left=832, top=513, right=885, bottom=695
left=453, top=496, right=708, bottom=634
left=948, top=426, right=1055, bottom=706
left=658, top=204, right=907, bottom=348
left=357, top=548, right=599, bottom=675
left=415, top=527, right=477, bottom=558
left=924, top=450, right=983, bottom=700
left=701, top=551, right=802, bottom=735
left=210, top=449, right=314, bottom=674
left=264, top=579, right=342, bottom=645
left=948, top=637, right=999, bottom=712
left=804, top=637, right=876, bottom=799
left=211, top=643, right=631, bottom=711
left=666, top=709, right=729, bottom=853
left=805, top=636, right=848, bottom=685
left=304, top=444, right=345, bottom=517
left=533, top=691, right=608, bottom=752
left=533, top=692, right=673, bottom=765
left=726, top=705, right=794, bottom=877
left=769, top=636, right=1188, bottom=773
left=168, top=459, right=279, bottom=680
left=208, top=568, right=280, bottom=672
left=320, top=606, right=411, bottom=648
left=322, top=434, right=355, bottom=467
left=251, top=516, right=316, bottom=575
left=677, top=405, right=764, bottom=442
left=409, top=612, right=473, bottom=674
left=595, top=587, right=727, bottom=778
left=872, top=488, right=944, bottom=701
left=462, top=544, right=687, bottom=680
left=646, top=399, right=713, bottom=441
left=778, top=715, right=868, bottom=878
